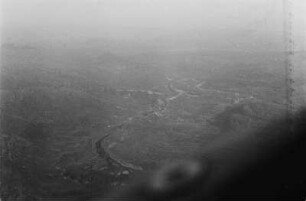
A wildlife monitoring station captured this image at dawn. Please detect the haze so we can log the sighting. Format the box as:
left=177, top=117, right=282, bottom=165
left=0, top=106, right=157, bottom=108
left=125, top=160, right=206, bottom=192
left=2, top=1, right=306, bottom=200
left=2, top=0, right=305, bottom=51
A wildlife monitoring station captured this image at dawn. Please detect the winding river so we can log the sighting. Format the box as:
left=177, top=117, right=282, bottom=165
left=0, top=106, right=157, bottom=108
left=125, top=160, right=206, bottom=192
left=95, top=77, right=251, bottom=171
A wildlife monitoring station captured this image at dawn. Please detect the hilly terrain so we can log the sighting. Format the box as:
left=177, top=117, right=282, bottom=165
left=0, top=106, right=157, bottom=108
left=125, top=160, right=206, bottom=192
left=0, top=41, right=296, bottom=201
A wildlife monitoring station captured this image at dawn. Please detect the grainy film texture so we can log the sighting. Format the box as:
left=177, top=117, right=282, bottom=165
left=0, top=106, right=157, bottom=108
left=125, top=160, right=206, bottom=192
left=0, top=0, right=305, bottom=201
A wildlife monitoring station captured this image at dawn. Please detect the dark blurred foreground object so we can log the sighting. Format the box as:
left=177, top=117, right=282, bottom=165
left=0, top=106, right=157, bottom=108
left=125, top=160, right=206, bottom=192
left=94, top=109, right=306, bottom=201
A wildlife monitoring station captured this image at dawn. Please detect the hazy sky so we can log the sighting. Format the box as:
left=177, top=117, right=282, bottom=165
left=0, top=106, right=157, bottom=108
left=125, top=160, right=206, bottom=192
left=1, top=0, right=305, bottom=49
